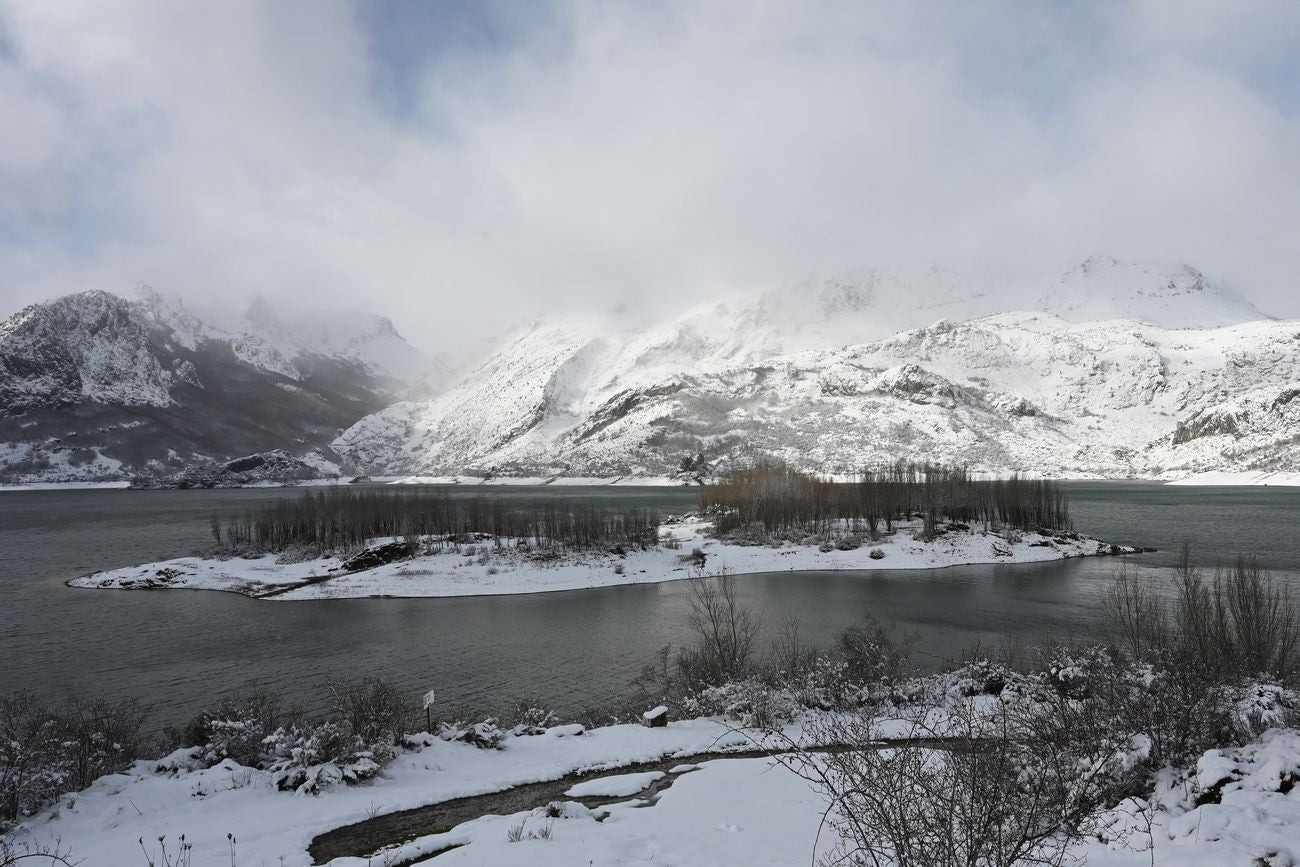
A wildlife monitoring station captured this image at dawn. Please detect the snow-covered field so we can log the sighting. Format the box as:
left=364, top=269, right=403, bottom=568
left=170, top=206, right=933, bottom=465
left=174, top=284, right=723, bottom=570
left=10, top=712, right=1300, bottom=867
left=68, top=519, right=1135, bottom=601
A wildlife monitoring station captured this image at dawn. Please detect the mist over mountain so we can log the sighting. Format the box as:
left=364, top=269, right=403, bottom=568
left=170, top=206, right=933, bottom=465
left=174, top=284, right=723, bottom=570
left=1, top=258, right=1292, bottom=485
left=0, top=289, right=437, bottom=483
left=331, top=259, right=1294, bottom=482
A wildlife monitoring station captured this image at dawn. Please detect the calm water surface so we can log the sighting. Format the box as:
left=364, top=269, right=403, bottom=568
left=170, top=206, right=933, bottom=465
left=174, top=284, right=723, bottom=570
left=1, top=482, right=1297, bottom=728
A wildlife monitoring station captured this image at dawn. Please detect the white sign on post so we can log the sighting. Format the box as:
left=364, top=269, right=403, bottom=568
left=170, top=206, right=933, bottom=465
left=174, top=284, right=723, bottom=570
left=422, top=689, right=437, bottom=710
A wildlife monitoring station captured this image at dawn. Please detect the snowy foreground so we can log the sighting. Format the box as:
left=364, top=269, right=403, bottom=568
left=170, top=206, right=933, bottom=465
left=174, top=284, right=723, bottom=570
left=11, top=712, right=1300, bottom=867
left=69, top=519, right=1135, bottom=600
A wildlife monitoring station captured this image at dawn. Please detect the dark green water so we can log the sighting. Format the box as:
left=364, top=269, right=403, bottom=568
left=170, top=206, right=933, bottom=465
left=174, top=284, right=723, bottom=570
left=1, top=482, right=1297, bottom=728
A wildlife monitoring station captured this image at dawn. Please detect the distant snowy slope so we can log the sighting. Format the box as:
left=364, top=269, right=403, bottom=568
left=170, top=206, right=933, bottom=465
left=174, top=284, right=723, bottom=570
left=1037, top=257, right=1265, bottom=327
left=334, top=260, right=1297, bottom=481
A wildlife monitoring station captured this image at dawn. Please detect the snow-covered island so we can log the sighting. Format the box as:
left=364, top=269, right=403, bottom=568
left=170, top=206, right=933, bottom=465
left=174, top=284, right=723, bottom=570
left=69, top=515, right=1138, bottom=601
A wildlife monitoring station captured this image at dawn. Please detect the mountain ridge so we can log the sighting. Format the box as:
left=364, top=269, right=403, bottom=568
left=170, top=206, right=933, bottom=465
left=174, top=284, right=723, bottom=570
left=332, top=260, right=1294, bottom=482
left=0, top=289, right=434, bottom=483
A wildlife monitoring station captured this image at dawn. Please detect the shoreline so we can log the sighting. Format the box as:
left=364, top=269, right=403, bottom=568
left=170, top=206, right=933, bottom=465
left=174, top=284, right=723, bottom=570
left=7, top=471, right=1300, bottom=492
left=68, top=518, right=1141, bottom=602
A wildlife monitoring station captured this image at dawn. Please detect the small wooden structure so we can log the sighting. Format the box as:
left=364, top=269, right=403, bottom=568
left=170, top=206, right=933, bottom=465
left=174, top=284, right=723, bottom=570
left=642, top=705, right=669, bottom=728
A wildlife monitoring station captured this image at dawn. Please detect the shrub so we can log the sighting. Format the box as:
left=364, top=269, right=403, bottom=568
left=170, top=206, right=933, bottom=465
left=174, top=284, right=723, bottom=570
left=180, top=687, right=287, bottom=767
left=328, top=678, right=408, bottom=747
left=783, top=693, right=1144, bottom=867
left=508, top=703, right=559, bottom=737
left=836, top=618, right=914, bottom=686
left=264, top=721, right=384, bottom=794
left=436, top=718, right=507, bottom=749
left=0, top=692, right=147, bottom=824
left=685, top=678, right=801, bottom=730
left=178, top=679, right=408, bottom=794
left=833, top=534, right=862, bottom=551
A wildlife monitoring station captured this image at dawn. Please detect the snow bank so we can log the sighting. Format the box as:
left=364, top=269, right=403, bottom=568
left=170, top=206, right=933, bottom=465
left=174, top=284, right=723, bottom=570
left=8, top=717, right=758, bottom=867
left=564, top=770, right=665, bottom=798
left=69, top=519, right=1137, bottom=601
left=0, top=480, right=132, bottom=492
left=15, top=708, right=1300, bottom=867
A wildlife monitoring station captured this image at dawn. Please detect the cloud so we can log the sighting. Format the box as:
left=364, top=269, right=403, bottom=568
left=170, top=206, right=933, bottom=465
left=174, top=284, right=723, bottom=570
left=0, top=0, right=1297, bottom=350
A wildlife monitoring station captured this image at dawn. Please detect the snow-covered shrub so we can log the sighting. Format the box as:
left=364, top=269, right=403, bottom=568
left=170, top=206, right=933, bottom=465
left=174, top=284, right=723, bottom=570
left=868, top=547, right=885, bottom=559
left=181, top=688, right=286, bottom=767
left=818, top=540, right=834, bottom=553
left=1046, top=645, right=1119, bottom=699
left=0, top=691, right=147, bottom=823
left=437, top=718, right=507, bottom=749
left=833, top=534, right=862, bottom=551
left=508, top=704, right=559, bottom=737
left=685, top=678, right=801, bottom=730
left=1226, top=682, right=1298, bottom=741
left=944, top=659, right=1019, bottom=699
left=263, top=722, right=385, bottom=795
left=0, top=692, right=62, bottom=824
left=181, top=679, right=407, bottom=791
left=779, top=655, right=856, bottom=711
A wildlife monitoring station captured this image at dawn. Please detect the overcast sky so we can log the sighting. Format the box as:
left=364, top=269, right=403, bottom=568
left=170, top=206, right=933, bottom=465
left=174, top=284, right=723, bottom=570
left=1, top=0, right=1298, bottom=351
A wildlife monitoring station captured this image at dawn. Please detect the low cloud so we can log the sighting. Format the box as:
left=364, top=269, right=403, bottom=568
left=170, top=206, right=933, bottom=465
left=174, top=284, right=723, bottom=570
left=1, top=0, right=1298, bottom=349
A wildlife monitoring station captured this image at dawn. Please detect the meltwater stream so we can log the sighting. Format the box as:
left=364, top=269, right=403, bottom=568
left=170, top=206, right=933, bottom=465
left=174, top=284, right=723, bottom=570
left=1, top=482, right=1298, bottom=729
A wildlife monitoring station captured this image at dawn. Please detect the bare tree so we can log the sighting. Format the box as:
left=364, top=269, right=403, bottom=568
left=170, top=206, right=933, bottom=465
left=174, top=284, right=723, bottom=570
left=681, top=570, right=764, bottom=688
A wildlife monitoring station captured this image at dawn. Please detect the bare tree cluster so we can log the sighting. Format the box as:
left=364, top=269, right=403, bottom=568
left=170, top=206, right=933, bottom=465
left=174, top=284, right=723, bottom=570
left=635, top=571, right=913, bottom=718
left=784, top=692, right=1144, bottom=867
left=1104, top=545, right=1299, bottom=682
left=702, top=462, right=1070, bottom=540
left=212, top=489, right=660, bottom=555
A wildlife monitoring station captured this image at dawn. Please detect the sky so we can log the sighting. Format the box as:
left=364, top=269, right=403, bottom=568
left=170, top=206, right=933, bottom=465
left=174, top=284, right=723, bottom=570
left=1, top=0, right=1299, bottom=351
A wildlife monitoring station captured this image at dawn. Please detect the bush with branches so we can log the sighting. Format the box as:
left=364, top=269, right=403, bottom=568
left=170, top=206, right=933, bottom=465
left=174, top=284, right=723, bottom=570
left=0, top=692, right=146, bottom=825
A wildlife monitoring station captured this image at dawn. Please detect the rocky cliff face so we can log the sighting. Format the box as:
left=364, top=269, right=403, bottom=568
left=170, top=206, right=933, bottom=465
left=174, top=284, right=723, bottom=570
left=0, top=290, right=431, bottom=484
left=332, top=261, right=1296, bottom=481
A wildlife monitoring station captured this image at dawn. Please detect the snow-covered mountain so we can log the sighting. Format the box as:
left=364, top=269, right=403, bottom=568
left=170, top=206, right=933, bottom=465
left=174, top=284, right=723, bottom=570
left=333, top=260, right=1294, bottom=481
left=0, top=289, right=435, bottom=483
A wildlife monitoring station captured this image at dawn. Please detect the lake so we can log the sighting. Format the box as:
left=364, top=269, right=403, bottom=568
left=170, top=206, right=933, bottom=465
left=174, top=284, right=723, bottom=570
left=2, top=482, right=1298, bottom=729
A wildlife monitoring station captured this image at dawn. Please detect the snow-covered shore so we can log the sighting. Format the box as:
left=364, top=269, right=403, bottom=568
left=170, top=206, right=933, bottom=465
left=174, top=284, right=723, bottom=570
left=1165, top=470, right=1300, bottom=487
left=390, top=474, right=685, bottom=486
left=10, top=709, right=1300, bottom=867
left=0, top=480, right=132, bottom=492
left=68, top=519, right=1137, bottom=601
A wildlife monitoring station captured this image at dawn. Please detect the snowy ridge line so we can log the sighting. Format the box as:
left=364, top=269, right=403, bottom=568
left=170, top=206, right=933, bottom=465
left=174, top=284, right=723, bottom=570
left=67, top=518, right=1140, bottom=601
